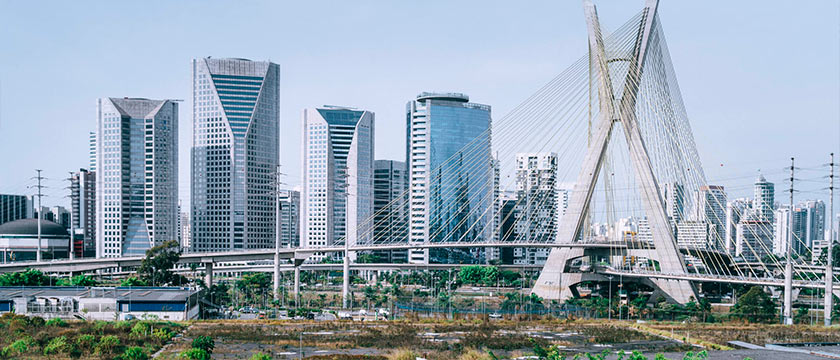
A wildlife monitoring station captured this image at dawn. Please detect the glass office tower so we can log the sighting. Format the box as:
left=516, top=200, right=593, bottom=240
left=96, top=97, right=178, bottom=258
left=191, top=58, right=280, bottom=251
left=405, top=93, right=493, bottom=264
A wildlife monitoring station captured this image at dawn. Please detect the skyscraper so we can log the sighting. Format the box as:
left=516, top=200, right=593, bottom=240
left=301, top=106, right=374, bottom=260
left=70, top=169, right=96, bottom=257
left=406, top=92, right=493, bottom=264
left=96, top=97, right=178, bottom=258
left=191, top=58, right=280, bottom=251
left=278, top=190, right=300, bottom=248
left=753, top=174, right=775, bottom=222
left=512, top=152, right=558, bottom=265
left=0, top=194, right=31, bottom=226
left=371, top=160, right=408, bottom=262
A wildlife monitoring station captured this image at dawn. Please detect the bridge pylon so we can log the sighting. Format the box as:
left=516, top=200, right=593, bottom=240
left=533, top=0, right=698, bottom=304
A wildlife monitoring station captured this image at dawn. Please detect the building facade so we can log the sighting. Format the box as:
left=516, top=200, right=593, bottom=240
left=511, top=153, right=558, bottom=265
left=70, top=169, right=96, bottom=258
left=191, top=58, right=280, bottom=251
left=695, top=185, right=726, bottom=249
left=96, top=97, right=178, bottom=258
left=753, top=174, right=775, bottom=222
left=302, top=106, right=374, bottom=260
left=725, top=198, right=751, bottom=255
left=278, top=190, right=300, bottom=248
left=0, top=195, right=31, bottom=226
left=371, top=160, right=408, bottom=262
left=405, top=93, right=493, bottom=264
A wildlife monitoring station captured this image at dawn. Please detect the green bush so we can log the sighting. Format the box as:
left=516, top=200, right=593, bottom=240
left=130, top=322, right=151, bottom=337
left=76, top=334, right=97, bottom=352
left=191, top=335, right=215, bottom=354
left=28, top=316, right=45, bottom=327
left=250, top=352, right=272, bottom=360
left=95, top=335, right=121, bottom=356
left=152, top=327, right=174, bottom=342
left=3, top=337, right=34, bottom=357
left=46, top=317, right=67, bottom=327
left=119, top=346, right=149, bottom=360
left=44, top=336, right=72, bottom=356
left=179, top=348, right=211, bottom=360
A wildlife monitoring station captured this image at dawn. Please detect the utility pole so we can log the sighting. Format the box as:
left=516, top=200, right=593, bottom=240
left=30, top=170, right=45, bottom=262
left=273, top=165, right=284, bottom=301
left=826, top=153, right=835, bottom=326
left=784, top=158, right=794, bottom=325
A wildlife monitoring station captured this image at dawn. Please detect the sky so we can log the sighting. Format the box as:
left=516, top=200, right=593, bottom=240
left=0, top=1, right=838, bottom=212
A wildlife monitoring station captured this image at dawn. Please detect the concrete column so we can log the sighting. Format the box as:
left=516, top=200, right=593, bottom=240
left=293, top=265, right=301, bottom=306
left=273, top=253, right=281, bottom=301
left=342, top=253, right=350, bottom=309
left=204, top=262, right=213, bottom=288
left=784, top=262, right=793, bottom=325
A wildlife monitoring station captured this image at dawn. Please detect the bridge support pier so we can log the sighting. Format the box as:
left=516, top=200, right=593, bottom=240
left=342, top=254, right=350, bottom=309
left=293, top=265, right=300, bottom=305
left=273, top=252, right=281, bottom=301
left=204, top=262, right=213, bottom=288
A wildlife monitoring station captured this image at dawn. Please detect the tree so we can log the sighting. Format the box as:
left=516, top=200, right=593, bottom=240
left=236, top=273, right=271, bottom=305
left=137, top=240, right=188, bottom=286
left=730, top=286, right=776, bottom=323
left=62, top=274, right=99, bottom=286
left=818, top=244, right=840, bottom=267
left=0, top=269, right=55, bottom=286
left=121, top=277, right=149, bottom=287
left=363, top=286, right=378, bottom=309
left=356, top=253, right=381, bottom=264
left=204, top=283, right=231, bottom=307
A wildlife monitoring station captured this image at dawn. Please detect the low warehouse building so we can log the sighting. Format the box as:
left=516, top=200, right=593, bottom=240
left=0, top=286, right=199, bottom=321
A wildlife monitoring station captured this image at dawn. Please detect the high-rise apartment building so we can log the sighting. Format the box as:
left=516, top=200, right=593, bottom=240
left=695, top=185, right=726, bottom=249
left=512, top=153, right=558, bottom=265
left=406, top=93, right=493, bottom=264
left=736, top=220, right=774, bottom=263
left=302, top=106, right=374, bottom=260
left=752, top=174, right=775, bottom=222
left=371, top=160, right=408, bottom=262
left=661, top=182, right=685, bottom=223
left=773, top=206, right=791, bottom=256
left=725, top=198, right=751, bottom=255
left=278, top=190, right=300, bottom=248
left=801, top=200, right=826, bottom=244
left=0, top=194, right=32, bottom=226
left=191, top=58, right=280, bottom=251
left=96, top=97, right=178, bottom=258
left=70, top=169, right=96, bottom=258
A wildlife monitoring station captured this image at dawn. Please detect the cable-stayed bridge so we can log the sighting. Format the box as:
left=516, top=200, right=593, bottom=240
left=5, top=0, right=836, bottom=324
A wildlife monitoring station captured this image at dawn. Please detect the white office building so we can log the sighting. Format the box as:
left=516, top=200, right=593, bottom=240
left=96, top=97, right=178, bottom=257
left=302, top=106, right=374, bottom=261
left=191, top=58, right=280, bottom=251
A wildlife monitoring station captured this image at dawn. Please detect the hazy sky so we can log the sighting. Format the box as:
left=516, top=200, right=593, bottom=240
left=1, top=1, right=838, bottom=211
